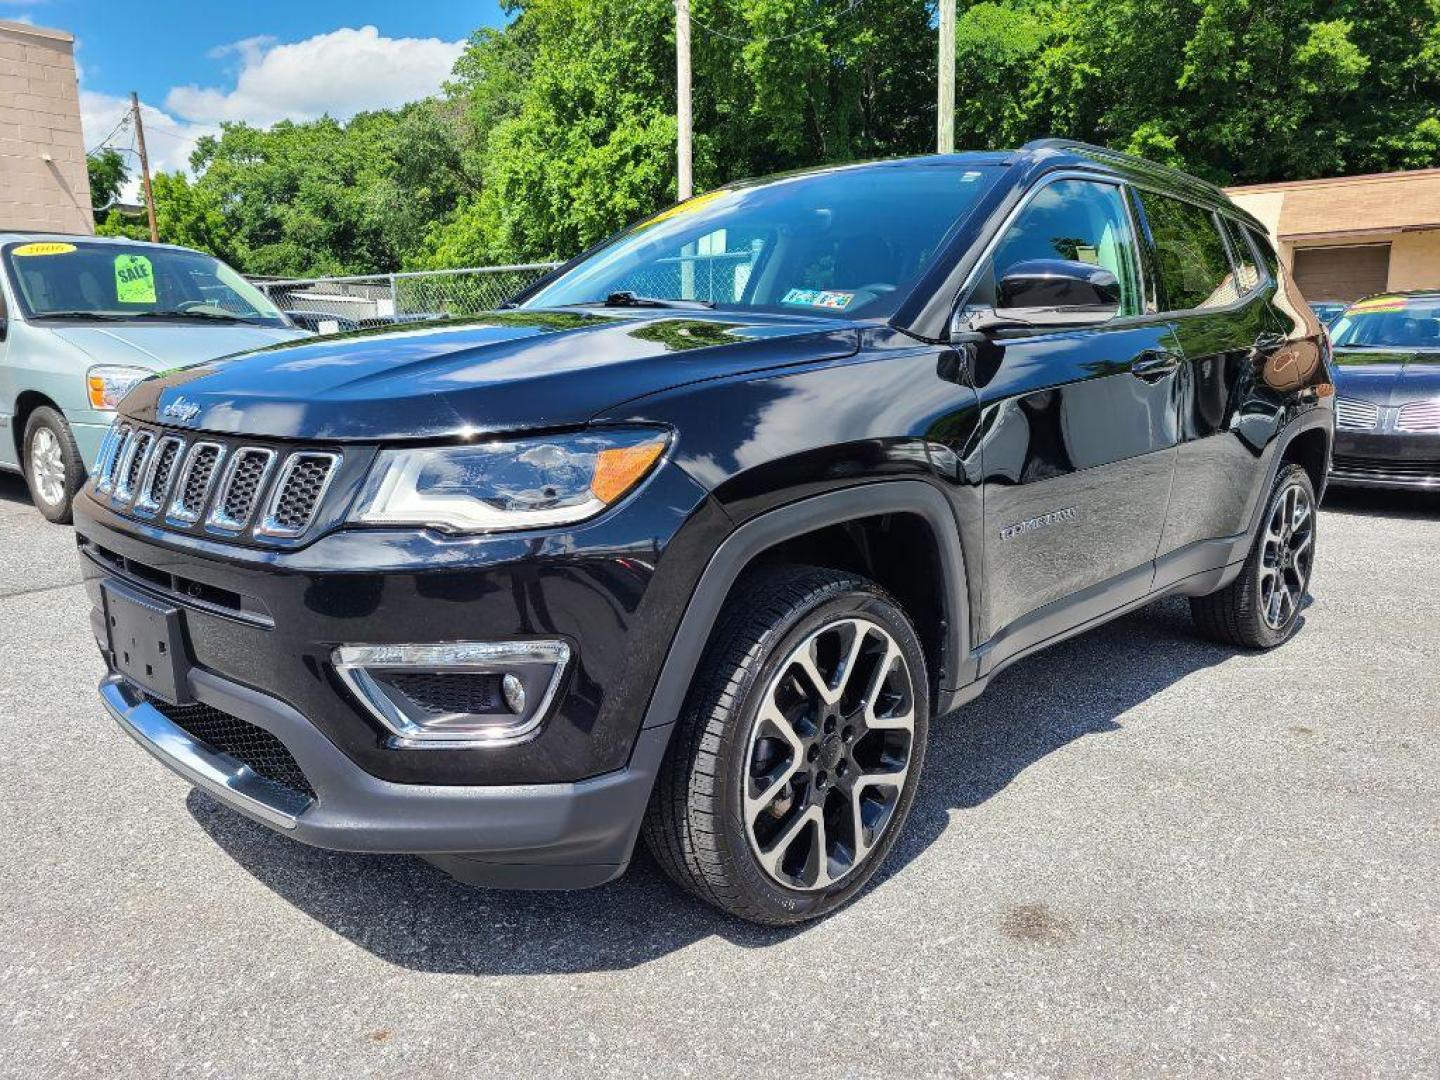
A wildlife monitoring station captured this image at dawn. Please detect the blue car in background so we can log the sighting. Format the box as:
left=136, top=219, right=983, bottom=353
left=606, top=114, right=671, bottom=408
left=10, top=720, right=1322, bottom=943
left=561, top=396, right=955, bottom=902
left=1309, top=300, right=1347, bottom=327
left=0, top=235, right=308, bottom=522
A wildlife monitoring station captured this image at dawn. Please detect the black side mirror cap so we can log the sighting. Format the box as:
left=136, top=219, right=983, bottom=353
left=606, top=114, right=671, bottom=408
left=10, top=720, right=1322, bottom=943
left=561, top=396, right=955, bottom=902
left=954, top=259, right=1122, bottom=338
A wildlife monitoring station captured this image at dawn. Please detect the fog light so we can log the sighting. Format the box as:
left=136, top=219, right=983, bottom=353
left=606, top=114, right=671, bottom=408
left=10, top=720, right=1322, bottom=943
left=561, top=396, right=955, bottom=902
left=502, top=673, right=526, bottom=714
left=332, top=641, right=570, bottom=748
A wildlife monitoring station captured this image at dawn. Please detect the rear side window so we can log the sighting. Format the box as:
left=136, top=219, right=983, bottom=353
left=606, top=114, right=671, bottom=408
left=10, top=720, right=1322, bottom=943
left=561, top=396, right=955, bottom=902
left=1220, top=218, right=1262, bottom=294
left=1245, top=226, right=1281, bottom=282
left=1137, top=191, right=1237, bottom=311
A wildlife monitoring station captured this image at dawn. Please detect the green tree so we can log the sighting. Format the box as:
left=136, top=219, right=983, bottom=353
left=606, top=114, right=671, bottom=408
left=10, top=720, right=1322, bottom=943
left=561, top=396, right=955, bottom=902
left=87, top=148, right=130, bottom=218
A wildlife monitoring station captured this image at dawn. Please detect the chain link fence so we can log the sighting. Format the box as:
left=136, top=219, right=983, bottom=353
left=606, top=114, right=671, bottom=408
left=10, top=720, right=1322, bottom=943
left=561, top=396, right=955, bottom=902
left=252, top=264, right=562, bottom=333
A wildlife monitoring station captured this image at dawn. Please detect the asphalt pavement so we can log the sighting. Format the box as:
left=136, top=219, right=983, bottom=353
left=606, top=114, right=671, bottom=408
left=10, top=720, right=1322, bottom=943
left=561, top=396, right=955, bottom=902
left=1, top=470, right=1436, bottom=1078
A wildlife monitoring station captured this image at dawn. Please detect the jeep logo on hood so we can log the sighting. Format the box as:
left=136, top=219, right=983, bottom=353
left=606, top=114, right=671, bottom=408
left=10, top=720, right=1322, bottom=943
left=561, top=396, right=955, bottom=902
left=159, top=397, right=202, bottom=423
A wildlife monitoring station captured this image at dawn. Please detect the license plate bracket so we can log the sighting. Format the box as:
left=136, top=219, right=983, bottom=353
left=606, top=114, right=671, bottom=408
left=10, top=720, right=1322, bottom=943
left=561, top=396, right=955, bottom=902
left=102, top=581, right=192, bottom=704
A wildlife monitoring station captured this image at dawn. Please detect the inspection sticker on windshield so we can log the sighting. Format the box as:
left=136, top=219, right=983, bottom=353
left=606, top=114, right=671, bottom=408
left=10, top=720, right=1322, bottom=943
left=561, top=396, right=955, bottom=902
left=11, top=242, right=76, bottom=257
left=782, top=288, right=855, bottom=310
left=114, top=254, right=156, bottom=304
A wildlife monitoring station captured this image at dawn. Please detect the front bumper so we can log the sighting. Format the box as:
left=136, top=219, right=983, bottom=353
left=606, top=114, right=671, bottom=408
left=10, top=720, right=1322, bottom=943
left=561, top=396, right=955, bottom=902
left=100, top=668, right=673, bottom=888
left=1331, top=430, right=1440, bottom=490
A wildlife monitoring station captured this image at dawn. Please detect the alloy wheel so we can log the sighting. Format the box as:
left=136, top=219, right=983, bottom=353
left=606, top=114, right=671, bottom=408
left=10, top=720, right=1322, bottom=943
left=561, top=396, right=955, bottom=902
left=29, top=427, right=66, bottom=508
left=743, top=616, right=916, bottom=891
left=1258, top=481, right=1314, bottom=630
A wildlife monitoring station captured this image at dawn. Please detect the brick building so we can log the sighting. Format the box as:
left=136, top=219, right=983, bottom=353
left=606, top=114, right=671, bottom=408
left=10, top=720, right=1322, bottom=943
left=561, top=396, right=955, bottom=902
left=0, top=19, right=92, bottom=234
left=1226, top=168, right=1440, bottom=303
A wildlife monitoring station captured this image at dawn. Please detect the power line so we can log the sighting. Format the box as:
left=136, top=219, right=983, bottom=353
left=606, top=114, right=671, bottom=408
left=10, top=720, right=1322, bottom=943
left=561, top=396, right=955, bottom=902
left=689, top=0, right=867, bottom=46
left=85, top=111, right=131, bottom=157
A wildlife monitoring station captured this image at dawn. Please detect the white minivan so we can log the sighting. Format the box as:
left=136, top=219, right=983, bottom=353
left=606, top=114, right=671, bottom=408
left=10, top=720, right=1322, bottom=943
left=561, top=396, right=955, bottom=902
left=0, top=234, right=308, bottom=521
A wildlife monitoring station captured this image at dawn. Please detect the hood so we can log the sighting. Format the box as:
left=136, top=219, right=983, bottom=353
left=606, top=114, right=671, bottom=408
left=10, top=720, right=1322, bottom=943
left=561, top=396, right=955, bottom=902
left=121, top=309, right=861, bottom=441
left=1331, top=347, right=1440, bottom=407
left=49, top=323, right=310, bottom=374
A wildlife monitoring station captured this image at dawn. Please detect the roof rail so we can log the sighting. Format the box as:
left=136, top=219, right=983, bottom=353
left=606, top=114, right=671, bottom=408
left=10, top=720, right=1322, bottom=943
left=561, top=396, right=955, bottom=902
left=1020, top=138, right=1230, bottom=204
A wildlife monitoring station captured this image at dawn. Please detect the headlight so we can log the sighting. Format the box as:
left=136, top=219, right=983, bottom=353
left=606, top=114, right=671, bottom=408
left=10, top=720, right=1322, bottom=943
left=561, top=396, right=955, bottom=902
left=351, top=428, right=670, bottom=532
left=87, top=365, right=150, bottom=410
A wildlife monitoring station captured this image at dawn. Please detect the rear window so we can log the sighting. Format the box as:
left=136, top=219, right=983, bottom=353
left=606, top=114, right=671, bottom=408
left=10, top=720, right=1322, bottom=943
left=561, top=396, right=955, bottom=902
left=1138, top=192, right=1238, bottom=311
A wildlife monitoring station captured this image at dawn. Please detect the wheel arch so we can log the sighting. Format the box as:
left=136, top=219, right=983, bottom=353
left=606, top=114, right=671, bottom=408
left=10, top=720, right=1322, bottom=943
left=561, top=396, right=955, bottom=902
left=638, top=482, right=971, bottom=737
left=12, top=389, right=64, bottom=461
left=1278, top=423, right=1330, bottom=502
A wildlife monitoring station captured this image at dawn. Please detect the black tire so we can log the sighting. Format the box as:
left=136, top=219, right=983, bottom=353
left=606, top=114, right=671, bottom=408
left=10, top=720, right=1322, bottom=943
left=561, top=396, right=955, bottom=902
left=1190, top=463, right=1317, bottom=649
left=643, top=564, right=930, bottom=925
left=22, top=406, right=85, bottom=524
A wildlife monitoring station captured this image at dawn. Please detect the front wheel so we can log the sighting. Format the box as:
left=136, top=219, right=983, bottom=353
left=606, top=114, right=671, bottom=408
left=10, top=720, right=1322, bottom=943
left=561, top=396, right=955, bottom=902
left=643, top=565, right=929, bottom=925
left=23, top=406, right=85, bottom=524
left=1190, top=462, right=1316, bottom=648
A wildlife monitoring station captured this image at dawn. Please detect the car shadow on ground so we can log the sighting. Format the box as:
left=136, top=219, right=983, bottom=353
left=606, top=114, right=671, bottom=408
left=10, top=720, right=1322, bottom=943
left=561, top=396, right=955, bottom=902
left=0, top=472, right=34, bottom=509
left=1322, top=485, right=1439, bottom=520
left=188, top=593, right=1251, bottom=975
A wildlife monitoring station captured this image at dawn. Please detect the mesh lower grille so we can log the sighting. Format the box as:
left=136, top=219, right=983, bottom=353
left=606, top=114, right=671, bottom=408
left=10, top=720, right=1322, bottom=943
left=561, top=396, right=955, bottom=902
left=148, top=697, right=316, bottom=812
left=1332, top=455, right=1440, bottom=482
left=388, top=672, right=503, bottom=715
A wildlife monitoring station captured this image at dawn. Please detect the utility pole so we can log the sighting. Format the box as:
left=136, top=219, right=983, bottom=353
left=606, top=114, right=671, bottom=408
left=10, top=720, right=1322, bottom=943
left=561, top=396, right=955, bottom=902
left=937, top=0, right=955, bottom=154
left=131, top=92, right=158, bottom=243
left=675, top=0, right=693, bottom=200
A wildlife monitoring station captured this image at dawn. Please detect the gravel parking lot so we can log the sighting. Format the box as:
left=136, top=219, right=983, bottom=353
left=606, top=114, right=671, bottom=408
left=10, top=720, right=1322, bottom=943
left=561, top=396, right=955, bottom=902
left=1, top=471, right=1436, bottom=1079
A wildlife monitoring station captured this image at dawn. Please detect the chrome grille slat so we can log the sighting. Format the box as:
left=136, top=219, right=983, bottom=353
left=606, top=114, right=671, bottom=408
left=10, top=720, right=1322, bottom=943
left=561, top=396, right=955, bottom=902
left=93, top=422, right=128, bottom=493
left=167, top=442, right=225, bottom=525
left=1334, top=397, right=1380, bottom=431
left=206, top=447, right=276, bottom=532
left=257, top=452, right=340, bottom=538
left=1396, top=399, right=1440, bottom=433
left=115, top=430, right=155, bottom=503
left=133, top=435, right=186, bottom=515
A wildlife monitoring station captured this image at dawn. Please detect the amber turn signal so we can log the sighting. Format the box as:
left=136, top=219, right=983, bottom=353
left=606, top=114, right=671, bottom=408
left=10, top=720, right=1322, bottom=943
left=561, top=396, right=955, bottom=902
left=590, top=440, right=666, bottom=503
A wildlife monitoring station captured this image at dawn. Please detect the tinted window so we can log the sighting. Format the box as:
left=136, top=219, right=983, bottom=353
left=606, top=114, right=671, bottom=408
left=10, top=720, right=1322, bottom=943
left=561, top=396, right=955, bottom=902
left=524, top=165, right=1001, bottom=319
left=1138, top=192, right=1237, bottom=311
left=988, top=179, right=1143, bottom=318
left=1246, top=227, right=1282, bottom=281
left=1220, top=218, right=1261, bottom=293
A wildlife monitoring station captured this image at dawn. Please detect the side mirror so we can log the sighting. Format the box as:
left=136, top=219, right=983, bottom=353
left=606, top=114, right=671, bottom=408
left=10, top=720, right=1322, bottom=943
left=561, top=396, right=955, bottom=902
left=961, top=259, right=1121, bottom=335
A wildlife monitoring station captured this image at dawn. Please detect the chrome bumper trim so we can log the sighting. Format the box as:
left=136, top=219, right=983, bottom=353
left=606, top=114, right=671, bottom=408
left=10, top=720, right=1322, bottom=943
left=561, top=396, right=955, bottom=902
left=98, top=676, right=300, bottom=830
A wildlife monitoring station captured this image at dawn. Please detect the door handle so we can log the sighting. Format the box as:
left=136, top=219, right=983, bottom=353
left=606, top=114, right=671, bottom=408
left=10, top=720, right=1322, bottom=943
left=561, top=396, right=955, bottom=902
left=1130, top=350, right=1183, bottom=381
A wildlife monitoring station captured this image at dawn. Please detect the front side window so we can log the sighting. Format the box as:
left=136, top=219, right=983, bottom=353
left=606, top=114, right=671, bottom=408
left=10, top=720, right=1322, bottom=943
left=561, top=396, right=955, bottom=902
left=1, top=241, right=287, bottom=325
left=1137, top=192, right=1237, bottom=311
left=1330, top=295, right=1440, bottom=349
left=524, top=165, right=1001, bottom=319
left=985, top=179, right=1144, bottom=318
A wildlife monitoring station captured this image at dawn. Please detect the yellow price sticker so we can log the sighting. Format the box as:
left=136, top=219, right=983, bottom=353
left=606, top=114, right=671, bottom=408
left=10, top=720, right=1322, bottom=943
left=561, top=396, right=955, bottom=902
left=11, top=242, right=77, bottom=257
left=114, top=254, right=156, bottom=304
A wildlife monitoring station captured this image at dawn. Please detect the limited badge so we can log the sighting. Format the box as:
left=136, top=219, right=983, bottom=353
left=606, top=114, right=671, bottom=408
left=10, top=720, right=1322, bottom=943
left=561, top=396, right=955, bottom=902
left=11, top=242, right=77, bottom=257
left=114, top=254, right=156, bottom=304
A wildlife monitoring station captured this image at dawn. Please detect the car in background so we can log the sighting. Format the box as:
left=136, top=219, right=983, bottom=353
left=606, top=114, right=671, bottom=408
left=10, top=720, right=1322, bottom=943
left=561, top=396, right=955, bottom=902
left=0, top=235, right=309, bottom=522
left=283, top=310, right=360, bottom=335
left=1309, top=300, right=1347, bottom=327
left=1328, top=291, right=1440, bottom=490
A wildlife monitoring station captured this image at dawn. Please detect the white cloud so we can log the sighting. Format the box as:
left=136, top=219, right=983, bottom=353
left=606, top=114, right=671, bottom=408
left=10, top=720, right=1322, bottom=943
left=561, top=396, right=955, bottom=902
left=79, top=90, right=216, bottom=202
left=164, top=25, right=465, bottom=127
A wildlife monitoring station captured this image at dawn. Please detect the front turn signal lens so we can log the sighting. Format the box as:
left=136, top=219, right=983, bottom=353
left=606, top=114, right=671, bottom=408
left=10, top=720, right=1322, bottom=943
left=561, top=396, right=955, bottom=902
left=591, top=440, right=667, bottom=504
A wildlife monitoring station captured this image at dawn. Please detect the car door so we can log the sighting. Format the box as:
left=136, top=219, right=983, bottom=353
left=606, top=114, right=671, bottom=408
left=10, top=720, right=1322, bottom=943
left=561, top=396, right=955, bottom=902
left=1133, top=191, right=1283, bottom=572
left=0, top=271, right=16, bottom=469
left=961, top=175, right=1183, bottom=652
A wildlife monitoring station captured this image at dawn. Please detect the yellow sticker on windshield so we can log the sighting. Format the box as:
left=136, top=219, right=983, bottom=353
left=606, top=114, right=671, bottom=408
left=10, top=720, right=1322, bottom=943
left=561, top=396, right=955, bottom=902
left=11, top=242, right=76, bottom=256
left=114, top=254, right=156, bottom=304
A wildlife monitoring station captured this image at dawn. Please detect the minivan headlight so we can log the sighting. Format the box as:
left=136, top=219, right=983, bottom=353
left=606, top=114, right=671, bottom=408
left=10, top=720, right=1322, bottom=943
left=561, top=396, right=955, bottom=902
left=351, top=428, right=669, bottom=532
left=87, top=365, right=150, bottom=410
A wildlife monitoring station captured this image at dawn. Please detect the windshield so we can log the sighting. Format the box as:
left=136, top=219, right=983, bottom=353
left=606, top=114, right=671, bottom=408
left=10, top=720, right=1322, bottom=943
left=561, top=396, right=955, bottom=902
left=1329, top=295, right=1440, bottom=349
left=522, top=164, right=1001, bottom=319
left=2, top=240, right=287, bottom=325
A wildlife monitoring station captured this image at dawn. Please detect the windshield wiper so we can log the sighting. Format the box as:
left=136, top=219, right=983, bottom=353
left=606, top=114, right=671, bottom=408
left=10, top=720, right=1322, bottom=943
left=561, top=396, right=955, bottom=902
left=597, top=291, right=716, bottom=310
left=130, top=309, right=258, bottom=323
left=34, top=311, right=127, bottom=321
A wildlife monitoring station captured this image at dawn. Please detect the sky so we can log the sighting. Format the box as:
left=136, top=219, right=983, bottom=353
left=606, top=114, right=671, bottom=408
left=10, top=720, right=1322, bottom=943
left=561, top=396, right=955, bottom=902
left=0, top=0, right=508, bottom=192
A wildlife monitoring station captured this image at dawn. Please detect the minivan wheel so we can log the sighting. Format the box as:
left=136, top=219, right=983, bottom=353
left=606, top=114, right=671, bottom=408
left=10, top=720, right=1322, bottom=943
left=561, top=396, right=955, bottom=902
left=1190, top=462, right=1316, bottom=649
left=643, top=565, right=929, bottom=925
left=23, top=406, right=85, bottom=524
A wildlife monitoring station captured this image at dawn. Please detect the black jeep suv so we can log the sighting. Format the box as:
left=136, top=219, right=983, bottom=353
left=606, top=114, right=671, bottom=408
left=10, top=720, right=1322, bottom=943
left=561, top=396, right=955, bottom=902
left=75, top=141, right=1333, bottom=925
